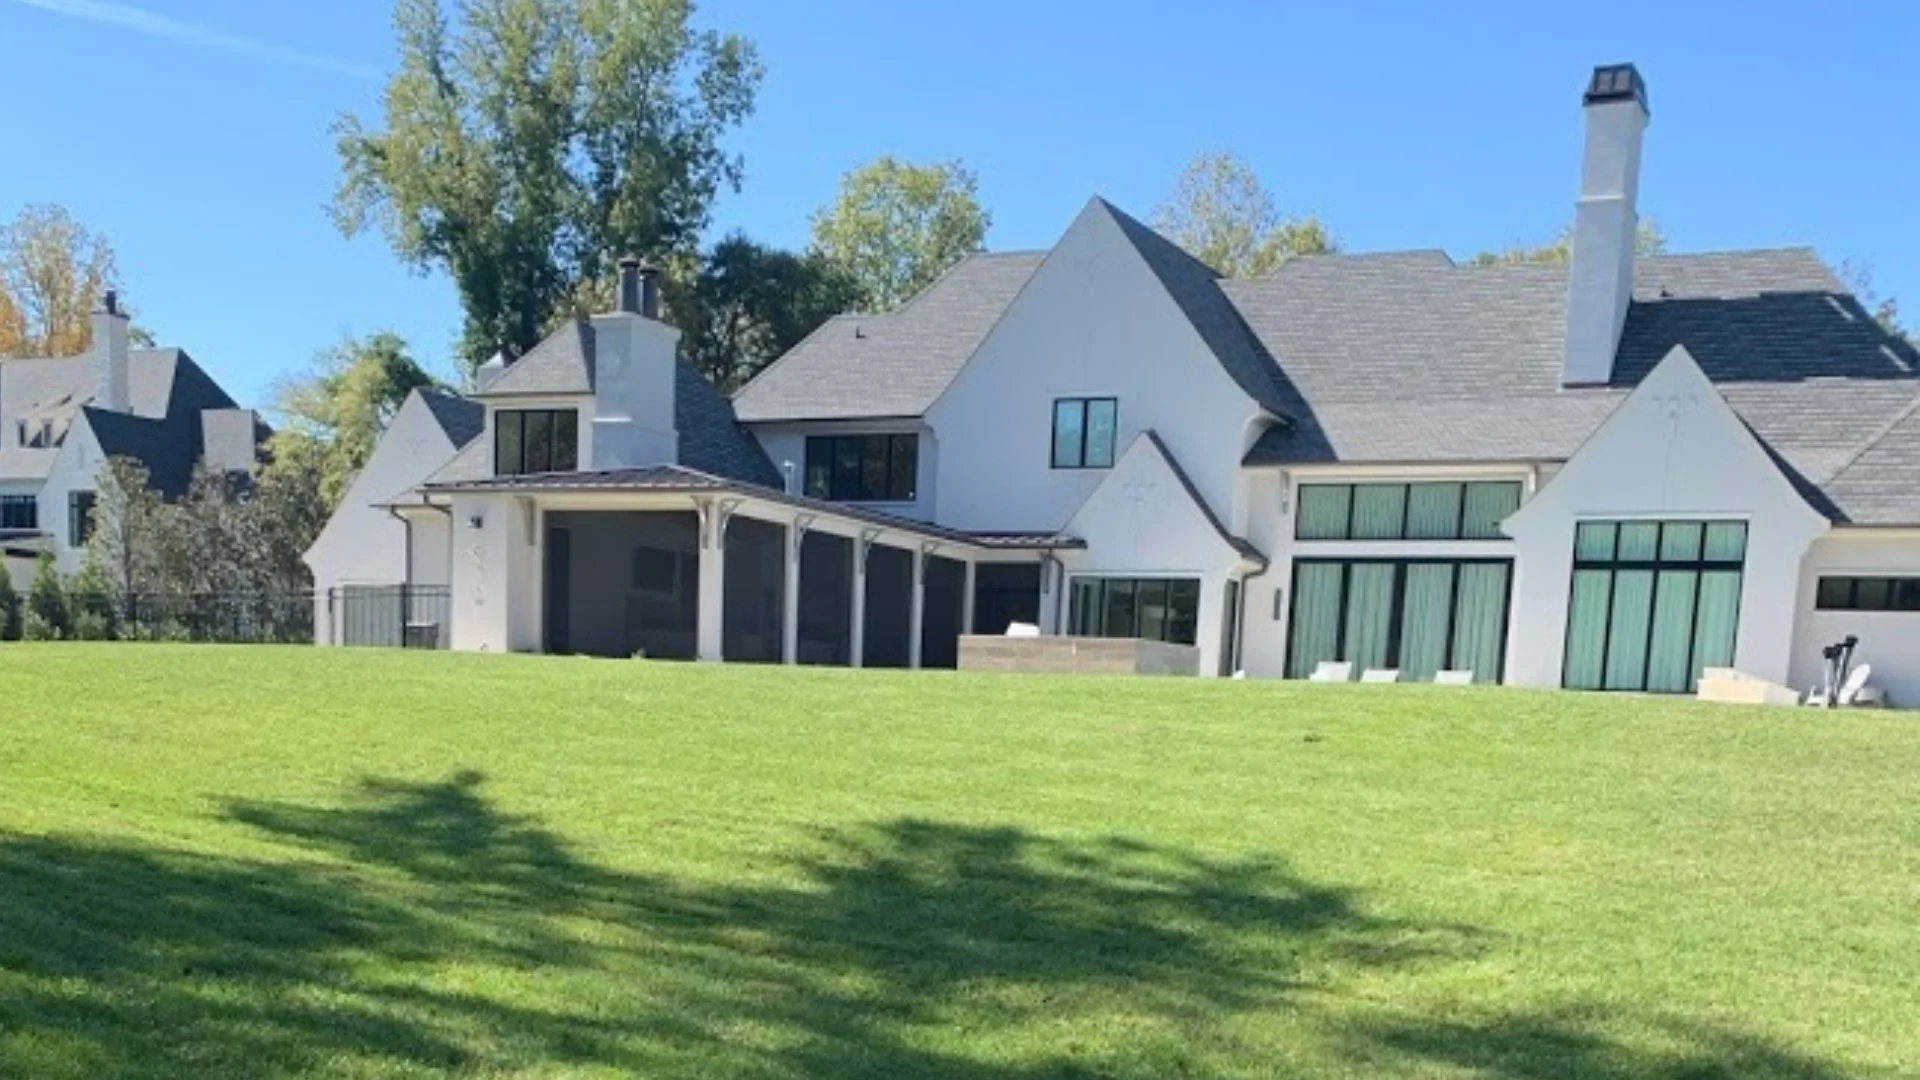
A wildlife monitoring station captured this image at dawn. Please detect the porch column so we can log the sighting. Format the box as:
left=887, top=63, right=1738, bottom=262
left=850, top=530, right=875, bottom=668
left=908, top=544, right=928, bottom=669
left=696, top=499, right=732, bottom=662
left=961, top=559, right=977, bottom=638
left=781, top=517, right=807, bottom=665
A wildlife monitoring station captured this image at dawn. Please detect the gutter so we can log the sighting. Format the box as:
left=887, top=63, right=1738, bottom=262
left=1233, top=561, right=1271, bottom=678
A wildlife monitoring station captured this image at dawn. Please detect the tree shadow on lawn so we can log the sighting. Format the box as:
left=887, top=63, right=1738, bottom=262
left=1349, top=1008, right=1860, bottom=1080
left=0, top=771, right=1856, bottom=1078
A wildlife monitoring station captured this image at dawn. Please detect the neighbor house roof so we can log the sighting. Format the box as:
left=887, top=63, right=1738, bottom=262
left=423, top=464, right=1084, bottom=551
left=0, top=348, right=250, bottom=492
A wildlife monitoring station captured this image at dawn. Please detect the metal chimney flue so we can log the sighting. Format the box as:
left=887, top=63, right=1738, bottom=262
left=616, top=255, right=642, bottom=314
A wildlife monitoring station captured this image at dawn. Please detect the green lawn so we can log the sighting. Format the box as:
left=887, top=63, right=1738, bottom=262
left=1, top=646, right=1915, bottom=1079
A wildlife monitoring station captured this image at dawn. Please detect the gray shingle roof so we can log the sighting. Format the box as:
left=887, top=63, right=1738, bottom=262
left=408, top=329, right=778, bottom=490
left=1232, top=248, right=1920, bottom=523
left=0, top=348, right=246, bottom=490
left=424, top=464, right=1085, bottom=550
left=730, top=252, right=1047, bottom=422
left=418, top=389, right=484, bottom=449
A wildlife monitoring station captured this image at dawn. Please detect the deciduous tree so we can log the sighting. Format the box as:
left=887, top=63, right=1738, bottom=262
left=1471, top=220, right=1668, bottom=266
left=268, top=332, right=438, bottom=510
left=0, top=204, right=134, bottom=358
left=1152, top=151, right=1335, bottom=278
left=810, top=157, right=989, bottom=311
left=333, top=0, right=762, bottom=370
left=667, top=234, right=858, bottom=390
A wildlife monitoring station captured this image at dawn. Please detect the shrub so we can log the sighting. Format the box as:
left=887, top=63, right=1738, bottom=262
left=0, top=559, right=17, bottom=641
left=24, top=554, right=68, bottom=641
left=68, top=561, right=119, bottom=641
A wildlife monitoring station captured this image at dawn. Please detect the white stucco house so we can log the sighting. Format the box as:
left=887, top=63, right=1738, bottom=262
left=318, top=63, right=1920, bottom=703
left=0, top=293, right=262, bottom=585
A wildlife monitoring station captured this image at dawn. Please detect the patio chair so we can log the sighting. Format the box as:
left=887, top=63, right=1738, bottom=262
left=1308, top=661, right=1352, bottom=683
left=1434, top=670, right=1475, bottom=685
left=1360, top=668, right=1400, bottom=684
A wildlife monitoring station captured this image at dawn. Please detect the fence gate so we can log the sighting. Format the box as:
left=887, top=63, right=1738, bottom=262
left=329, top=585, right=451, bottom=648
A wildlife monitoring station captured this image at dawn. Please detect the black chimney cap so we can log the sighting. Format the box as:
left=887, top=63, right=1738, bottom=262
left=1584, top=63, right=1648, bottom=113
left=617, top=253, right=642, bottom=269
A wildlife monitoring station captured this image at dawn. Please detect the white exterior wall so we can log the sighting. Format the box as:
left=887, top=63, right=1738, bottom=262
left=1791, top=531, right=1920, bottom=707
left=409, top=511, right=453, bottom=587
left=586, top=316, right=678, bottom=468
left=1504, top=347, right=1829, bottom=688
left=1058, top=434, right=1248, bottom=676
left=748, top=419, right=939, bottom=521
left=304, top=393, right=462, bottom=641
left=1236, top=463, right=1532, bottom=680
left=38, top=420, right=106, bottom=575
left=447, top=492, right=542, bottom=653
left=925, top=200, right=1262, bottom=534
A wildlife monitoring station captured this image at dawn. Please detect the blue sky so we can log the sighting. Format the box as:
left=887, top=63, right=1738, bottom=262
left=1, top=0, right=1915, bottom=410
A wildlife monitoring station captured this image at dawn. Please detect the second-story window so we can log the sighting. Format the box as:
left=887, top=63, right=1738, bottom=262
left=1052, top=398, right=1117, bottom=469
left=495, top=409, right=579, bottom=476
left=804, top=434, right=917, bottom=502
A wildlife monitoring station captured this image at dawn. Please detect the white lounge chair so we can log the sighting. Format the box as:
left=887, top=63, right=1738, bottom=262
left=1308, top=661, right=1352, bottom=683
left=1004, top=621, right=1040, bottom=638
left=1434, top=670, right=1475, bottom=686
left=1806, top=663, right=1885, bottom=708
left=1360, top=668, right=1400, bottom=684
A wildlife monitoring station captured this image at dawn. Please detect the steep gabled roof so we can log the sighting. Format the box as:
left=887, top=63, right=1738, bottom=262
left=476, top=321, right=596, bottom=397
left=83, top=408, right=199, bottom=499
left=730, top=252, right=1046, bottom=422
left=1095, top=199, right=1294, bottom=419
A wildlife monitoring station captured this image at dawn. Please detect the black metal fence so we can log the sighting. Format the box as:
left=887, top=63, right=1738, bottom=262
left=118, top=592, right=315, bottom=644
left=326, top=585, right=452, bottom=649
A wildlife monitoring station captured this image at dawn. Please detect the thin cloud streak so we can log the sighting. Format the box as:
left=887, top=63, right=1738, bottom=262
left=8, top=0, right=378, bottom=80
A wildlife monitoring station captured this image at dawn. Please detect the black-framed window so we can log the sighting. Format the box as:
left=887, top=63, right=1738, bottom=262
left=1294, top=481, right=1523, bottom=541
left=1286, top=558, right=1512, bottom=683
left=1052, top=398, right=1117, bottom=469
left=494, top=409, right=579, bottom=476
left=803, top=434, right=917, bottom=502
left=1068, top=576, right=1200, bottom=645
left=1563, top=520, right=1747, bottom=694
left=0, top=495, right=36, bottom=531
left=1816, top=576, right=1920, bottom=612
left=68, top=491, right=96, bottom=548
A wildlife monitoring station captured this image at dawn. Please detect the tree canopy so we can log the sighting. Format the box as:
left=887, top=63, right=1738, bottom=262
left=268, top=332, right=439, bottom=510
left=1471, top=220, right=1669, bottom=266
left=809, top=157, right=989, bottom=311
left=0, top=204, right=152, bottom=358
left=333, top=0, right=762, bottom=370
left=1152, top=151, right=1336, bottom=278
left=666, top=235, right=857, bottom=391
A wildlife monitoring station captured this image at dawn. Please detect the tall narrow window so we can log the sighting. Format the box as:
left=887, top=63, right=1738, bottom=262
left=1052, top=398, right=1117, bottom=469
left=69, top=491, right=96, bottom=548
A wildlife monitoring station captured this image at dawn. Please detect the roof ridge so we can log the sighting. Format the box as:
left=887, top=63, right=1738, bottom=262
left=1823, top=387, right=1920, bottom=484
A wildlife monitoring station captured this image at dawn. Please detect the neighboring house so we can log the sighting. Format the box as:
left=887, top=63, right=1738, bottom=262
left=0, top=292, right=263, bottom=584
left=303, top=388, right=483, bottom=643
left=326, top=63, right=1920, bottom=705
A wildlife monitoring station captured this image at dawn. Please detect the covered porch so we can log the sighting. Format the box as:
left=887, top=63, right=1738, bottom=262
left=428, top=468, right=1076, bottom=667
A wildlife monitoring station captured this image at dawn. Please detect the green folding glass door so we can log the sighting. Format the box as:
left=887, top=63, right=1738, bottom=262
left=1286, top=559, right=1512, bottom=682
left=1562, top=520, right=1747, bottom=693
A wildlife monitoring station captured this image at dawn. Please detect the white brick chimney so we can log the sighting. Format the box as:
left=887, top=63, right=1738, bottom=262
left=90, top=289, right=130, bottom=412
left=590, top=256, right=680, bottom=468
left=1562, top=63, right=1649, bottom=387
